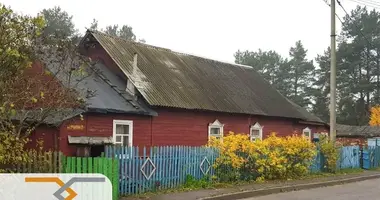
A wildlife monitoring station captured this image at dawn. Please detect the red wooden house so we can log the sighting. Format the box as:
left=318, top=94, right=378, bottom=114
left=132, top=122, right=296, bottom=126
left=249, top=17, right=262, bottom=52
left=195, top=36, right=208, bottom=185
left=31, top=30, right=328, bottom=156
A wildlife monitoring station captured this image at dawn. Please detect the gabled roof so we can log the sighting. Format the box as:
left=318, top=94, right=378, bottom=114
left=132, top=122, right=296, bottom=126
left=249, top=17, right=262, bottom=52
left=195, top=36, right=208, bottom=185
left=79, top=62, right=157, bottom=116
left=43, top=50, right=157, bottom=117
left=82, top=30, right=324, bottom=123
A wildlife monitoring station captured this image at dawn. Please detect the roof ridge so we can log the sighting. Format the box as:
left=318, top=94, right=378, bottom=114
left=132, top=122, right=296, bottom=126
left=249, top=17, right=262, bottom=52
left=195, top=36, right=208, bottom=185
left=88, top=29, right=254, bottom=70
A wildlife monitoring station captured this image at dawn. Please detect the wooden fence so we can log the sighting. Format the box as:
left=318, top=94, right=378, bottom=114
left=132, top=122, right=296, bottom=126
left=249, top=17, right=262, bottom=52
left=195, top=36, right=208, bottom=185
left=363, top=146, right=380, bottom=169
left=0, top=145, right=368, bottom=197
left=105, top=146, right=218, bottom=195
left=338, top=146, right=360, bottom=169
left=310, top=146, right=361, bottom=173
left=1, top=151, right=119, bottom=200
left=61, top=156, right=119, bottom=200
left=105, top=145, right=365, bottom=196
left=3, top=151, right=63, bottom=173
left=310, top=150, right=323, bottom=173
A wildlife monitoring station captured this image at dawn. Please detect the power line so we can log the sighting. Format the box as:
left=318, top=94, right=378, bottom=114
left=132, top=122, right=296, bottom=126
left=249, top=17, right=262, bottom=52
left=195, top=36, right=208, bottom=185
left=362, top=0, right=380, bottom=4
left=337, top=0, right=375, bottom=48
left=348, top=0, right=380, bottom=9
left=323, top=0, right=345, bottom=24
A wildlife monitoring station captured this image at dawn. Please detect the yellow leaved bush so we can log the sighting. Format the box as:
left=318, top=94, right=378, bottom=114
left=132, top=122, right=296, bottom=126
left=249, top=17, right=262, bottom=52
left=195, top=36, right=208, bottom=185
left=370, top=105, right=380, bottom=126
left=0, top=132, right=53, bottom=173
left=208, top=132, right=317, bottom=182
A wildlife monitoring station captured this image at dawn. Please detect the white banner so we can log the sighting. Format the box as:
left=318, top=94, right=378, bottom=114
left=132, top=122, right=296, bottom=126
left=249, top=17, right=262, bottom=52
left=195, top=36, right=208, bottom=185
left=0, top=173, right=112, bottom=200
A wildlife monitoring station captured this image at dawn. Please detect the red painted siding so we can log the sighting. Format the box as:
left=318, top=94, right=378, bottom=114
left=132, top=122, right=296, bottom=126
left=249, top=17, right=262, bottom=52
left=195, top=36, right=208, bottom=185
left=26, top=125, right=58, bottom=151
left=54, top=107, right=328, bottom=156
left=337, top=137, right=367, bottom=147
left=58, top=114, right=152, bottom=155
left=151, top=108, right=327, bottom=146
left=32, top=107, right=327, bottom=156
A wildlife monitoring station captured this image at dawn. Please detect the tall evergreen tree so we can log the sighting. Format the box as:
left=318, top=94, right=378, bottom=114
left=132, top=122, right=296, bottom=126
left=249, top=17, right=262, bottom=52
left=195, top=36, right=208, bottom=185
left=104, top=24, right=136, bottom=41
left=40, top=6, right=78, bottom=41
left=89, top=20, right=144, bottom=42
left=312, top=48, right=331, bottom=122
left=287, top=41, right=315, bottom=109
left=334, top=6, right=380, bottom=125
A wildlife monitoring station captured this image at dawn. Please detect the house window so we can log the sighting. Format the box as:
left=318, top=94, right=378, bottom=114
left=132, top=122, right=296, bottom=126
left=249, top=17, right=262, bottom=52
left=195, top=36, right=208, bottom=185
left=113, top=120, right=133, bottom=146
left=250, top=122, right=263, bottom=141
left=208, top=119, right=224, bottom=140
left=303, top=127, right=311, bottom=140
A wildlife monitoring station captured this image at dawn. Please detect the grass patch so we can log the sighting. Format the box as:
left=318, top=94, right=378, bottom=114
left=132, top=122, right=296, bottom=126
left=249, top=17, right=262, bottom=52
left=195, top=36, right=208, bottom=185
left=368, top=167, right=380, bottom=171
left=306, top=168, right=364, bottom=179
left=122, top=169, right=367, bottom=199
left=337, top=168, right=364, bottom=174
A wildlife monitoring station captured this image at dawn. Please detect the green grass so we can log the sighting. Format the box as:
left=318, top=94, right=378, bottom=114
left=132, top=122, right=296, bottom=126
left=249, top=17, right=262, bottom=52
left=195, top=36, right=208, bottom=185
left=306, top=168, right=364, bottom=179
left=367, top=167, right=380, bottom=171
left=122, top=168, right=367, bottom=199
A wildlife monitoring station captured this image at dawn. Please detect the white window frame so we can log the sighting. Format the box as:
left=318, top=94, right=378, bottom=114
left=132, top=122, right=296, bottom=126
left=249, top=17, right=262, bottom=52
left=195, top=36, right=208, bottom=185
left=113, top=120, right=133, bottom=146
left=208, top=119, right=224, bottom=140
left=302, top=127, right=312, bottom=140
left=250, top=122, right=263, bottom=141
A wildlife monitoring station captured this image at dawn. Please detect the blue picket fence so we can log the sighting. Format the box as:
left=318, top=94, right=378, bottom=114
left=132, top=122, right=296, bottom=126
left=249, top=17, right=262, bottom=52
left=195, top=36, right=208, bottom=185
left=310, top=150, right=323, bottom=173
left=338, top=146, right=360, bottom=169
left=309, top=146, right=361, bottom=173
left=105, top=146, right=218, bottom=195
left=105, top=145, right=364, bottom=196
left=363, top=146, right=380, bottom=169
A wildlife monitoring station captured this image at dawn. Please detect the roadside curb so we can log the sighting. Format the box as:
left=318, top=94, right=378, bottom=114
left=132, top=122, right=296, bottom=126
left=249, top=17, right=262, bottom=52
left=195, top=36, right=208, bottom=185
left=201, top=173, right=380, bottom=200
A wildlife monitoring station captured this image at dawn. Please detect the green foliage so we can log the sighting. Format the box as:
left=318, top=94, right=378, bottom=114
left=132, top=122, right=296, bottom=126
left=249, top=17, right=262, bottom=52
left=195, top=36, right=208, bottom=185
left=0, top=3, right=93, bottom=138
left=0, top=132, right=52, bottom=173
left=89, top=19, right=145, bottom=43
left=235, top=6, right=380, bottom=124
left=40, top=6, right=78, bottom=42
left=317, top=135, right=341, bottom=173
left=0, top=3, right=45, bottom=79
left=0, top=3, right=45, bottom=136
left=312, top=48, right=331, bottom=122
left=235, top=41, right=315, bottom=109
left=287, top=41, right=315, bottom=108
left=183, top=175, right=212, bottom=189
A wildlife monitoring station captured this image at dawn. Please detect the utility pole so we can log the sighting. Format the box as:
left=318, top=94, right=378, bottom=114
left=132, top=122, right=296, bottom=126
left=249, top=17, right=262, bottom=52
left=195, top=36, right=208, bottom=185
left=330, top=0, right=337, bottom=142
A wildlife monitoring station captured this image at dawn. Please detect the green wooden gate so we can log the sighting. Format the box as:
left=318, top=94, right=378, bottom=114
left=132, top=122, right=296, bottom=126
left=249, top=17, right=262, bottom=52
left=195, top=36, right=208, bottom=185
left=61, top=156, right=119, bottom=200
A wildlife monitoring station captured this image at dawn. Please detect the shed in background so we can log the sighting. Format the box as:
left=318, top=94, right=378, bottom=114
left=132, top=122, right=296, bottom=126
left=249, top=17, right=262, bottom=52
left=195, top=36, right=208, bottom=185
left=336, top=124, right=380, bottom=147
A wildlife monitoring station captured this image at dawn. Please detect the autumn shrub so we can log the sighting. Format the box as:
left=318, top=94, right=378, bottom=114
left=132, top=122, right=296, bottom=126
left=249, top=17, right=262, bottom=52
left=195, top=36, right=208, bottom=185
left=370, top=105, right=380, bottom=126
left=317, top=134, right=341, bottom=173
left=208, top=132, right=255, bottom=182
left=0, top=132, right=31, bottom=172
left=254, top=133, right=316, bottom=180
left=0, top=132, right=53, bottom=173
left=208, top=132, right=317, bottom=182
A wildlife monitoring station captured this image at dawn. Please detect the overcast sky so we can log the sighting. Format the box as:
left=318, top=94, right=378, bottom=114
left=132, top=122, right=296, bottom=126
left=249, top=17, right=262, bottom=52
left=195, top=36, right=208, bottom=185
left=2, top=0, right=376, bottom=63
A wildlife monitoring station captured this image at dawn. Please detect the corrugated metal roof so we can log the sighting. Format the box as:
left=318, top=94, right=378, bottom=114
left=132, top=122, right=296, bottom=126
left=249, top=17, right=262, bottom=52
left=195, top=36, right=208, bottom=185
left=86, top=30, right=324, bottom=123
